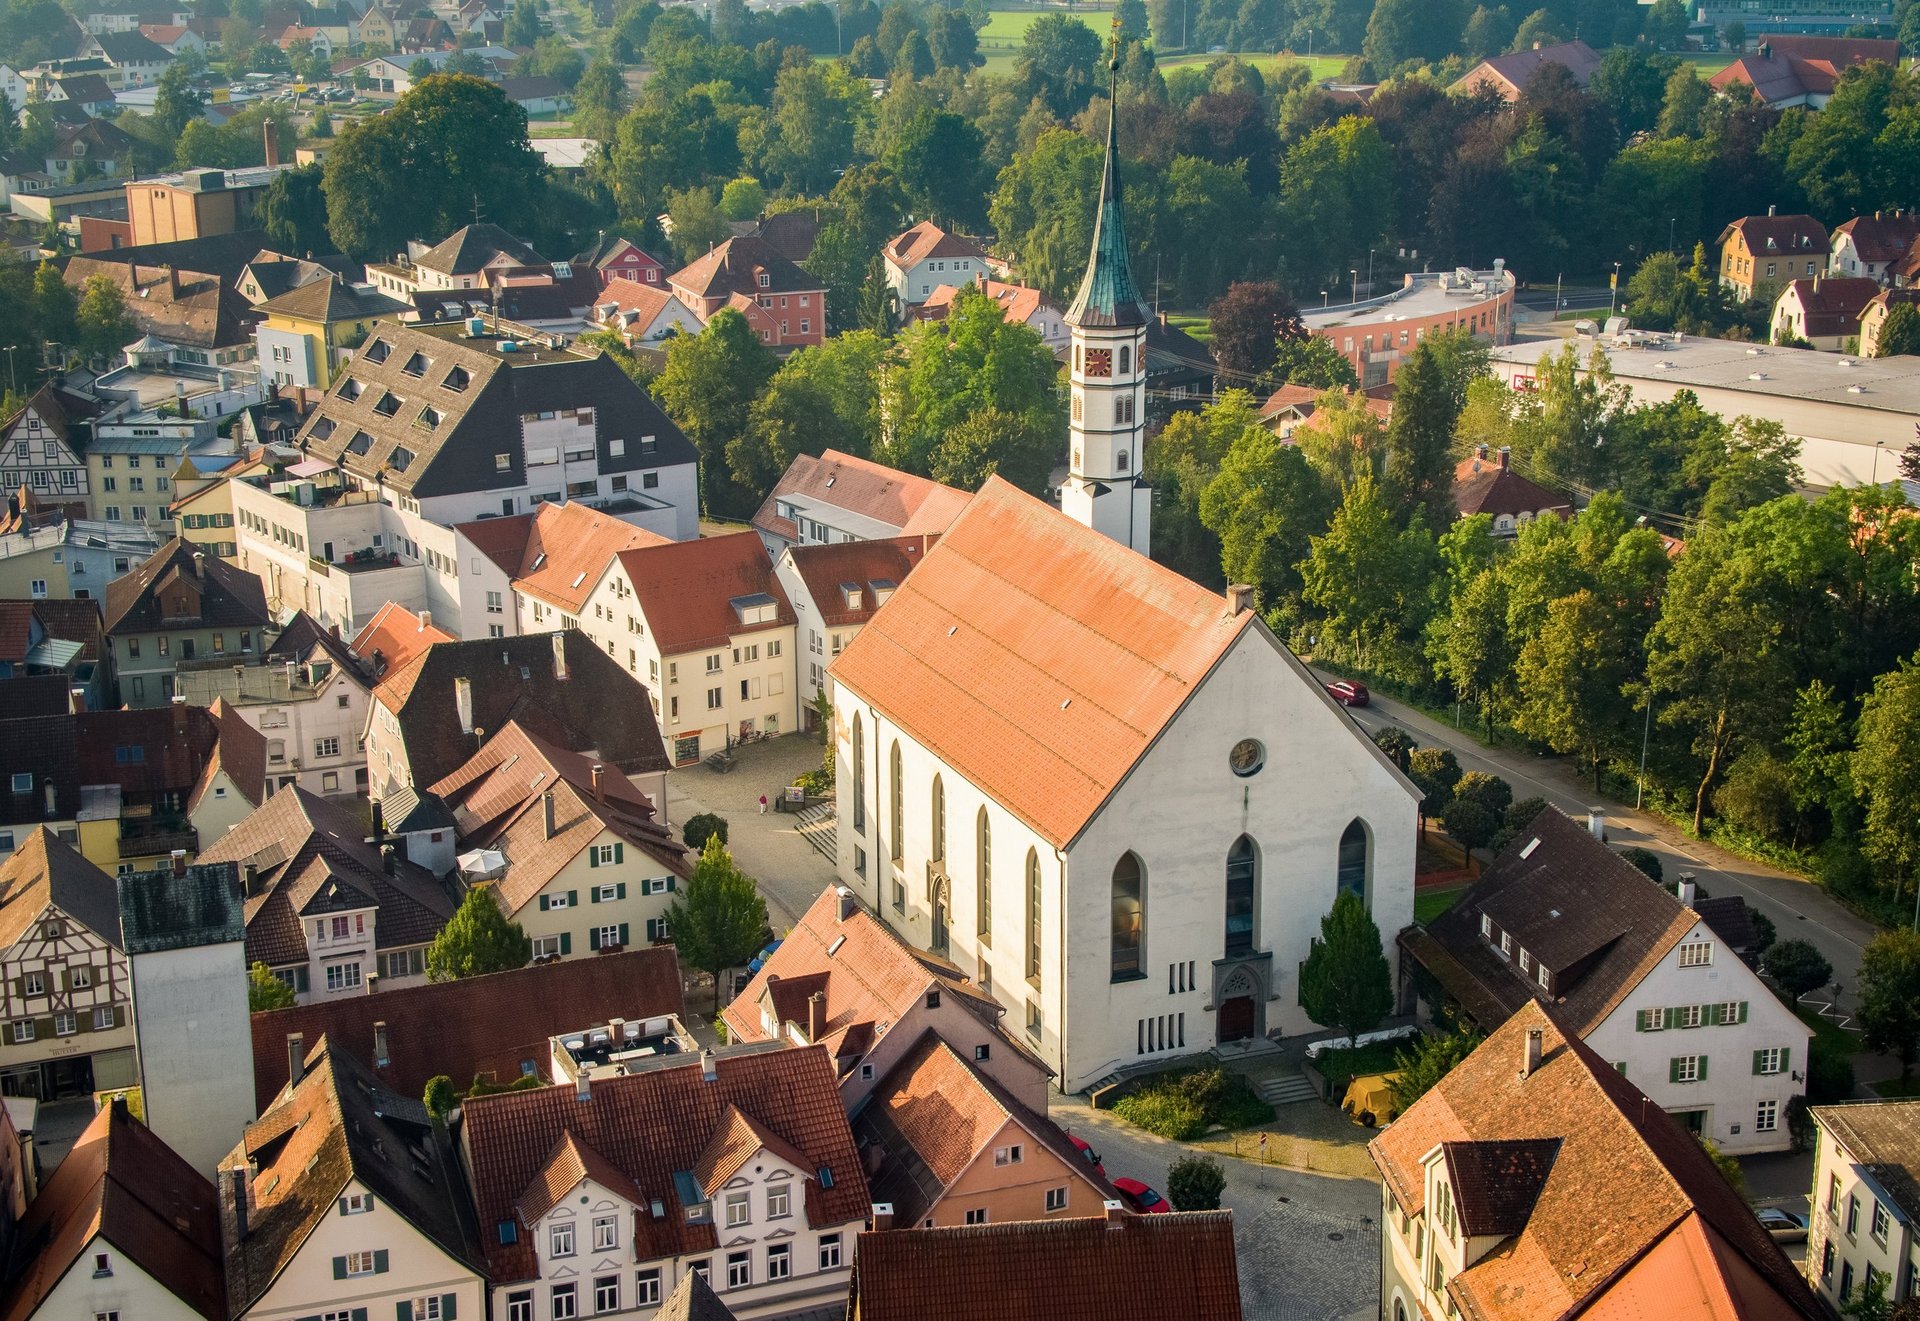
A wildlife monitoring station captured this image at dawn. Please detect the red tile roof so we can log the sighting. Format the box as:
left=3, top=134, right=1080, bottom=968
left=884, top=221, right=988, bottom=273
left=516, top=1129, right=650, bottom=1224
left=247, top=945, right=685, bottom=1111
left=461, top=1045, right=869, bottom=1283
left=1371, top=1003, right=1821, bottom=1320
left=1, top=1101, right=224, bottom=1321
left=617, top=532, right=793, bottom=656
left=783, top=535, right=934, bottom=628
left=1833, top=212, right=1920, bottom=265
left=845, top=1212, right=1243, bottom=1320
left=594, top=275, right=686, bottom=327
left=0, top=602, right=32, bottom=662
left=751, top=450, right=971, bottom=545
left=1779, top=275, right=1881, bottom=338
left=454, top=500, right=667, bottom=616
left=1452, top=39, right=1602, bottom=97
left=916, top=280, right=1058, bottom=330
left=669, top=235, right=822, bottom=303
left=1451, top=450, right=1573, bottom=522
left=186, top=695, right=268, bottom=816
left=1717, top=213, right=1830, bottom=258
left=350, top=599, right=455, bottom=681
left=828, top=478, right=1258, bottom=848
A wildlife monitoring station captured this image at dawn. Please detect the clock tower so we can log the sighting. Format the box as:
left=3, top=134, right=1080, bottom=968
left=1059, top=44, right=1152, bottom=558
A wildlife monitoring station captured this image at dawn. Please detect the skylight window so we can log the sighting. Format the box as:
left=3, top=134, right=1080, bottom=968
left=402, top=351, right=430, bottom=377
left=390, top=446, right=416, bottom=472
left=363, top=339, right=390, bottom=363
left=443, top=365, right=471, bottom=392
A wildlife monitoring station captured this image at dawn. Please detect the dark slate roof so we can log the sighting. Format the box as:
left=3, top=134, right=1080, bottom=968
left=414, top=223, right=545, bottom=276
left=263, top=608, right=362, bottom=675
left=258, top=275, right=408, bottom=322
left=56, top=229, right=280, bottom=285
left=116, top=858, right=244, bottom=955
left=0, top=704, right=222, bottom=830
left=657, top=1271, right=737, bottom=1321
left=1811, top=1100, right=1920, bottom=1220
left=1442, top=1138, right=1561, bottom=1237
left=1693, top=895, right=1760, bottom=955
left=294, top=322, right=695, bottom=498
left=103, top=536, right=271, bottom=634
left=1065, top=94, right=1148, bottom=331
left=91, top=28, right=171, bottom=61
left=0, top=827, right=124, bottom=952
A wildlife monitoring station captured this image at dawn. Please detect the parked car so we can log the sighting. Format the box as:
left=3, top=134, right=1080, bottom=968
left=1325, top=679, right=1370, bottom=707
left=1756, top=1206, right=1808, bottom=1242
left=1112, top=1177, right=1171, bottom=1214
left=1066, top=1133, right=1105, bottom=1179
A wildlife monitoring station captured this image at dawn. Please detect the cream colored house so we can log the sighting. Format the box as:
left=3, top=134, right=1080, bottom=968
left=1808, top=1101, right=1920, bottom=1310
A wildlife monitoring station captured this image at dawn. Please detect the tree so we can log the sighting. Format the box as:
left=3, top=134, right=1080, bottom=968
left=683, top=812, right=729, bottom=850
left=1207, top=282, right=1296, bottom=382
left=1761, top=938, right=1833, bottom=1000
left=1019, top=12, right=1101, bottom=118
left=988, top=127, right=1107, bottom=302
left=928, top=406, right=1058, bottom=495
left=1701, top=1138, right=1750, bottom=1199
left=1859, top=928, right=1920, bottom=1081
left=257, top=163, right=330, bottom=256
left=1643, top=0, right=1689, bottom=50
left=885, top=107, right=986, bottom=230
left=1439, top=796, right=1500, bottom=859
left=719, top=176, right=766, bottom=221
left=154, top=61, right=204, bottom=138
left=507, top=0, right=543, bottom=45
left=668, top=837, right=770, bottom=1013
left=1852, top=656, right=1920, bottom=905
left=1720, top=18, right=1745, bottom=49
left=1385, top=329, right=1487, bottom=527
left=1302, top=473, right=1439, bottom=681
left=74, top=275, right=133, bottom=361
left=1373, top=725, right=1418, bottom=771
left=424, top=1075, right=458, bottom=1120
left=1200, top=425, right=1330, bottom=612
left=1876, top=302, right=1920, bottom=358
left=1387, top=1027, right=1481, bottom=1111
left=652, top=308, right=778, bottom=516
left=1267, top=336, right=1359, bottom=391
left=571, top=58, right=630, bottom=142
left=1166, top=1154, right=1226, bottom=1210
left=1618, top=846, right=1664, bottom=881
left=426, top=888, right=532, bottom=981
left=808, top=164, right=910, bottom=330
left=1513, top=589, right=1642, bottom=790
left=248, top=960, right=296, bottom=1011
left=31, top=262, right=75, bottom=349
left=1407, top=746, right=1462, bottom=830
left=928, top=8, right=982, bottom=70
left=1299, top=891, right=1393, bottom=1047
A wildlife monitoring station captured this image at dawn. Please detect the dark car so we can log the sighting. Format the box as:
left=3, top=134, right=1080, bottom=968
left=1067, top=1133, right=1105, bottom=1179
left=1112, top=1177, right=1171, bottom=1214
left=1325, top=679, right=1370, bottom=707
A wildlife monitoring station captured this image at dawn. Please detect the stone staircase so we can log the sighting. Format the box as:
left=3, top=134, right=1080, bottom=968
left=795, top=802, right=836, bottom=863
left=1257, top=1071, right=1320, bottom=1107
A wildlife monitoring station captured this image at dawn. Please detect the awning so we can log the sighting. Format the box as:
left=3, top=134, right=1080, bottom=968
left=25, top=638, right=83, bottom=670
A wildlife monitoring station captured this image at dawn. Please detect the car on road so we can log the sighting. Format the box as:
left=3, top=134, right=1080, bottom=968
left=1755, top=1206, right=1808, bottom=1242
left=1325, top=679, right=1369, bottom=707
left=1066, top=1133, right=1105, bottom=1179
left=1112, top=1177, right=1171, bottom=1214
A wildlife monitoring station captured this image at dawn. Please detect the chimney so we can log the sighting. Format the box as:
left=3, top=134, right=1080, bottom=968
left=575, top=1064, right=591, bottom=1102
left=370, top=799, right=386, bottom=842
left=1521, top=1026, right=1543, bottom=1078
left=380, top=844, right=397, bottom=876
left=43, top=781, right=56, bottom=816
left=1586, top=808, right=1605, bottom=840
left=1677, top=872, right=1697, bottom=908
left=1769, top=203, right=1778, bottom=217
left=416, top=608, right=431, bottom=631
left=229, top=1166, right=249, bottom=1242
left=542, top=791, right=556, bottom=840
left=871, top=1203, right=894, bottom=1232
left=1103, top=1198, right=1126, bottom=1222
left=552, top=631, right=569, bottom=681
left=807, top=990, right=827, bottom=1044
left=1475, top=442, right=1488, bottom=463
left=1225, top=584, right=1255, bottom=616
left=67, top=687, right=85, bottom=714
left=170, top=848, right=187, bottom=877
left=454, top=676, right=473, bottom=734
left=193, top=550, right=205, bottom=577
left=262, top=119, right=280, bottom=168
left=590, top=763, right=605, bottom=802
left=168, top=266, right=180, bottom=300
left=1497, top=446, right=1511, bottom=471
left=373, top=1021, right=390, bottom=1066
left=608, top=1017, right=625, bottom=1048
left=835, top=885, right=857, bottom=922
left=700, top=1050, right=717, bottom=1083
left=287, top=1032, right=306, bottom=1086
left=243, top=863, right=259, bottom=896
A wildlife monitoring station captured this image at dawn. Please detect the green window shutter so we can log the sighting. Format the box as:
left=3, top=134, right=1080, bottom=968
left=614, top=843, right=624, bottom=864
left=568, top=890, right=577, bottom=906
left=1697, top=1055, right=1708, bottom=1081
left=1780, top=1046, right=1790, bottom=1073
left=1740, top=1001, right=1749, bottom=1024
left=442, top=1295, right=457, bottom=1320
left=1669, top=1058, right=1682, bottom=1084
left=539, top=895, right=549, bottom=911
left=397, top=1305, right=413, bottom=1321
left=352, top=1311, right=368, bottom=1321
left=617, top=882, right=627, bottom=900
left=559, top=932, right=572, bottom=955
left=332, top=1256, right=347, bottom=1280
left=338, top=1197, right=351, bottom=1215
left=619, top=923, right=629, bottom=946
left=589, top=928, right=601, bottom=951
left=590, top=885, right=600, bottom=903
left=665, top=875, right=675, bottom=892
left=589, top=848, right=599, bottom=869
left=372, top=1249, right=389, bottom=1274
left=1753, top=1049, right=1765, bottom=1076
left=1664, top=1007, right=1679, bottom=1030
left=1705, top=1004, right=1720, bottom=1026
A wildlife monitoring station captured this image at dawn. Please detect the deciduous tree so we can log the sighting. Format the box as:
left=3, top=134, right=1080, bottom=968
left=668, top=837, right=770, bottom=1013
left=248, top=961, right=296, bottom=1011
left=426, top=888, right=532, bottom=981
left=1858, top=928, right=1920, bottom=1081
left=652, top=308, right=778, bottom=516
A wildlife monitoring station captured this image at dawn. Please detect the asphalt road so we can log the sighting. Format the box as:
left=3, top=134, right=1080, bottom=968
left=1312, top=671, right=1880, bottom=1010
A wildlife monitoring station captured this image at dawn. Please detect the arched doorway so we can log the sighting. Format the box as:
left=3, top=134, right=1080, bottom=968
left=1217, top=964, right=1258, bottom=1043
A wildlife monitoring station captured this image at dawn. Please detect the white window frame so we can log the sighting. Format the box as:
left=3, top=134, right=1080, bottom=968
left=550, top=1221, right=576, bottom=1258
left=724, top=1191, right=750, bottom=1227
left=766, top=1242, right=791, bottom=1280
left=1756, top=1099, right=1779, bottom=1133
left=766, top=1182, right=791, bottom=1219
left=1045, top=1186, right=1069, bottom=1212
left=343, top=1250, right=378, bottom=1276
left=726, top=1250, right=751, bottom=1289
left=635, top=1270, right=662, bottom=1306
left=1678, top=941, right=1712, bottom=967
left=1674, top=1055, right=1701, bottom=1083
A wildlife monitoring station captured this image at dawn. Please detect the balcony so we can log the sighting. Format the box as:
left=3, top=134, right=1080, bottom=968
left=118, top=814, right=198, bottom=859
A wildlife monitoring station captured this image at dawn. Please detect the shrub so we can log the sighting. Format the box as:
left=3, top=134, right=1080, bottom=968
left=1488, top=796, right=1550, bottom=852
left=1808, top=1033, right=1856, bottom=1103
left=683, top=812, right=728, bottom=850
left=1454, top=771, right=1512, bottom=815
left=1113, top=1088, right=1207, bottom=1140
left=1617, top=846, right=1664, bottom=882
left=1167, top=1154, right=1227, bottom=1210
left=1112, top=1066, right=1272, bottom=1139
left=424, top=1075, right=457, bottom=1119
left=1763, top=939, right=1833, bottom=1000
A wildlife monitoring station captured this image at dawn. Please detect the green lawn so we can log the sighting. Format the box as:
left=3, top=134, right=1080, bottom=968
left=1872, top=1074, right=1920, bottom=1098
left=1315, top=1038, right=1410, bottom=1094
left=1415, top=884, right=1467, bottom=926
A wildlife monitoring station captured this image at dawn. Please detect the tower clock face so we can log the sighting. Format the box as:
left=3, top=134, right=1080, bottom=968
left=1084, top=348, right=1113, bottom=378
left=1229, top=738, right=1265, bottom=777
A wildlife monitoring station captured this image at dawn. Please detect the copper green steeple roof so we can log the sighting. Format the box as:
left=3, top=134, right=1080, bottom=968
left=1065, top=58, right=1149, bottom=331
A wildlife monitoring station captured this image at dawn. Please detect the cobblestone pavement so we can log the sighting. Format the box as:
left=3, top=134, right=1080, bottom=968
left=665, top=734, right=840, bottom=930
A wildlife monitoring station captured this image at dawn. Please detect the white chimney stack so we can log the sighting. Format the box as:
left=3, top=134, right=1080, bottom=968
left=455, top=676, right=474, bottom=735
left=1677, top=873, right=1697, bottom=908
left=1587, top=808, right=1605, bottom=840
left=553, top=631, right=569, bottom=681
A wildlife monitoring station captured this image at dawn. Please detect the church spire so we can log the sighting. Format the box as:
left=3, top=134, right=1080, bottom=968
left=1065, top=22, right=1148, bottom=331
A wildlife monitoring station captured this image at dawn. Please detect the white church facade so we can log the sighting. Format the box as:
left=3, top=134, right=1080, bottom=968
left=826, top=479, right=1421, bottom=1093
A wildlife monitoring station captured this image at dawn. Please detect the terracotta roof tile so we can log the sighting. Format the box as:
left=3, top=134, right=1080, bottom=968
left=185, top=696, right=268, bottom=815
left=461, top=1045, right=868, bottom=1283
left=247, top=945, right=685, bottom=1110
left=0, top=827, right=123, bottom=951
left=351, top=599, right=456, bottom=680
left=828, top=478, right=1257, bottom=847
left=1452, top=451, right=1573, bottom=521
left=750, top=450, right=971, bottom=545
left=884, top=221, right=988, bottom=273
left=501, top=501, right=667, bottom=614
left=1833, top=213, right=1920, bottom=264
left=845, top=1212, right=1243, bottom=1320
left=617, top=532, right=793, bottom=656
left=669, top=236, right=822, bottom=302
left=1717, top=214, right=1830, bottom=258
left=517, top=1129, right=648, bottom=1224
left=917, top=279, right=1058, bottom=328
left=692, top=1103, right=816, bottom=1194
left=783, top=535, right=934, bottom=628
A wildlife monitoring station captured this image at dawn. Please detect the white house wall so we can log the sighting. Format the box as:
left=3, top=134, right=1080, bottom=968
left=129, top=939, right=252, bottom=1176
left=35, top=1231, right=208, bottom=1321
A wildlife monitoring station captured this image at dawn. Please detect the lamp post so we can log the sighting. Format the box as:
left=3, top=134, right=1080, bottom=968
left=1321, top=290, right=1329, bottom=308
left=1609, top=261, right=1622, bottom=316
left=1367, top=247, right=1376, bottom=295
left=1349, top=268, right=1358, bottom=305
left=1636, top=690, right=1653, bottom=809
left=1669, top=216, right=1677, bottom=252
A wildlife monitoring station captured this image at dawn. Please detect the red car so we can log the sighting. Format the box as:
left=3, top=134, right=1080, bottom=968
left=1112, top=1177, right=1172, bottom=1214
left=1325, top=680, right=1370, bottom=707
left=1067, top=1133, right=1106, bottom=1179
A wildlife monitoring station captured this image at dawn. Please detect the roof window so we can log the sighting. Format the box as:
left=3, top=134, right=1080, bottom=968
left=731, top=593, right=777, bottom=625
left=374, top=391, right=403, bottom=418
left=402, top=351, right=429, bottom=377
left=363, top=339, right=390, bottom=363
left=340, top=378, right=363, bottom=401
left=390, top=446, right=416, bottom=472
left=347, top=431, right=374, bottom=456
left=443, top=365, right=471, bottom=392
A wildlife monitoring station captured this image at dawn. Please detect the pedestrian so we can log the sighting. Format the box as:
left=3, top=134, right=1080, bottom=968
left=758, top=794, right=768, bottom=815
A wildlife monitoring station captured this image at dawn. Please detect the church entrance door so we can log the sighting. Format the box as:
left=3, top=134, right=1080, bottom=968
left=1219, top=996, right=1255, bottom=1043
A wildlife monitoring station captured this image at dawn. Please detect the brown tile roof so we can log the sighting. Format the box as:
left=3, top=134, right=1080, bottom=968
left=1370, top=1003, right=1821, bottom=1321
left=1779, top=275, right=1881, bottom=339
left=692, top=1103, right=816, bottom=1194
left=846, top=1211, right=1243, bottom=1320
left=258, top=273, right=407, bottom=322
left=224, top=1037, right=482, bottom=1314
left=594, top=275, right=684, bottom=328
left=1761, top=34, right=1901, bottom=65
left=428, top=719, right=688, bottom=912
left=0, top=827, right=123, bottom=957
left=461, top=1045, right=869, bottom=1283
left=185, top=695, right=268, bottom=815
left=1452, top=451, right=1574, bottom=521
left=195, top=784, right=457, bottom=968
left=414, top=223, right=545, bottom=276
left=1, top=382, right=101, bottom=449
left=0, top=602, right=31, bottom=662
left=350, top=599, right=454, bottom=681
left=784, top=535, right=935, bottom=628
left=453, top=500, right=667, bottom=615
left=516, top=1129, right=649, bottom=1225
left=1411, top=808, right=1702, bottom=1034
left=1717, top=214, right=1830, bottom=258
left=750, top=449, right=971, bottom=545
left=658, top=1271, right=736, bottom=1321
left=828, top=478, right=1261, bottom=848
left=1453, top=39, right=1602, bottom=96
left=372, top=630, right=672, bottom=789
left=1442, top=1138, right=1560, bottom=1237
left=750, top=209, right=819, bottom=264
left=27, top=597, right=107, bottom=662
left=884, top=221, right=988, bottom=273
left=916, top=279, right=1059, bottom=329
left=1811, top=1100, right=1920, bottom=1220
left=63, top=256, right=256, bottom=350
left=247, top=944, right=684, bottom=1110
left=617, top=532, right=794, bottom=656
left=669, top=235, right=822, bottom=302
left=0, top=704, right=224, bottom=833
left=103, top=536, right=271, bottom=635
left=1833, top=212, right=1920, bottom=265
left=0, top=1101, right=223, bottom=1321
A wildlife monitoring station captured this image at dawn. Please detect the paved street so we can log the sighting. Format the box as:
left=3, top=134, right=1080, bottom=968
left=1314, top=671, right=1880, bottom=1009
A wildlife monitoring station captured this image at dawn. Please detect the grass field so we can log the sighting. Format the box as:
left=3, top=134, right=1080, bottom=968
left=1414, top=884, right=1467, bottom=925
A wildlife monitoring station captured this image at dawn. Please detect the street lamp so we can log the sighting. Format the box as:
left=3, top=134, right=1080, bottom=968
left=1669, top=216, right=1677, bottom=252
left=1367, top=247, right=1376, bottom=294
left=1321, top=290, right=1329, bottom=308
left=1349, top=269, right=1358, bottom=305
left=1609, top=261, right=1622, bottom=316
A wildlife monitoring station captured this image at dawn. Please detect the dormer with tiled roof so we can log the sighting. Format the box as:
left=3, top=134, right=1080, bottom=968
left=452, top=499, right=668, bottom=631
left=882, top=221, right=989, bottom=307
left=774, top=534, right=935, bottom=717
left=103, top=536, right=270, bottom=708
left=1451, top=444, right=1573, bottom=534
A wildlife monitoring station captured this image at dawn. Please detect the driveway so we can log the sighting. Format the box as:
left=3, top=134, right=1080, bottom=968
left=1058, top=1095, right=1384, bottom=1321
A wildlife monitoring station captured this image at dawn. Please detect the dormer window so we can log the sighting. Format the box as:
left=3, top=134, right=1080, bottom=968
left=347, top=430, right=374, bottom=455
left=841, top=582, right=862, bottom=610
left=443, top=365, right=470, bottom=392
left=374, top=391, right=403, bottom=417
left=757, top=272, right=771, bottom=289
left=363, top=339, right=390, bottom=363
left=402, top=351, right=429, bottom=377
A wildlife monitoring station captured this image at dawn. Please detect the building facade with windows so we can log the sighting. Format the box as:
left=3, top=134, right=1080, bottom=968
left=1718, top=212, right=1831, bottom=303
left=828, top=479, right=1421, bottom=1093
left=0, top=383, right=99, bottom=510
left=772, top=536, right=932, bottom=732
left=750, top=451, right=970, bottom=558
left=881, top=221, right=988, bottom=309
left=103, top=536, right=271, bottom=706
left=460, top=1045, right=869, bottom=1321
left=1401, top=809, right=1808, bottom=1155
left=1807, top=1100, right=1920, bottom=1312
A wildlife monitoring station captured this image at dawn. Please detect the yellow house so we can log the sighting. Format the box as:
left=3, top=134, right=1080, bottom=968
left=168, top=473, right=239, bottom=559
left=256, top=279, right=409, bottom=392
